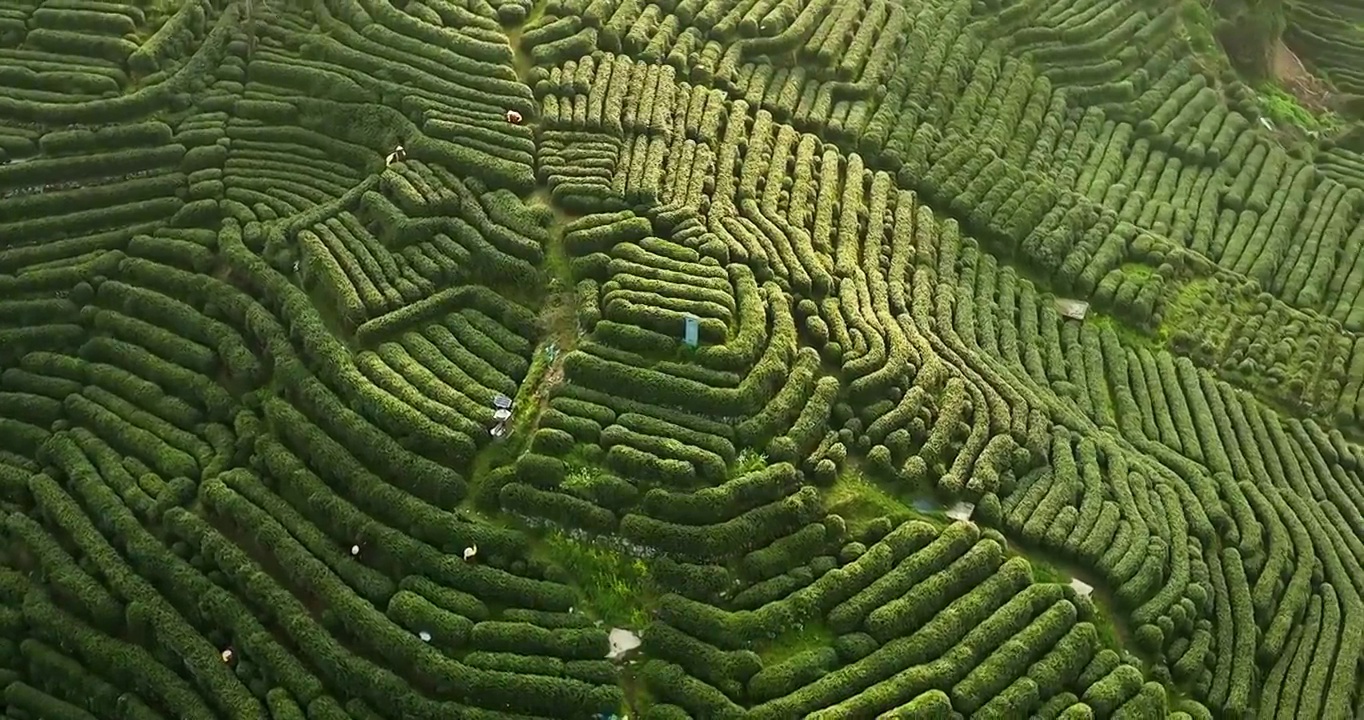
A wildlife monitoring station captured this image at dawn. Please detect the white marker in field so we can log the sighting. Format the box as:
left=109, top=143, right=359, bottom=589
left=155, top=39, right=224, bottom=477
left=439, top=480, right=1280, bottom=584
left=607, top=628, right=641, bottom=659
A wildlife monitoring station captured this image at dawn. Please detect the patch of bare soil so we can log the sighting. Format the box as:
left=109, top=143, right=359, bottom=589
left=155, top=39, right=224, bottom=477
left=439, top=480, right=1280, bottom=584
left=1273, top=40, right=1333, bottom=113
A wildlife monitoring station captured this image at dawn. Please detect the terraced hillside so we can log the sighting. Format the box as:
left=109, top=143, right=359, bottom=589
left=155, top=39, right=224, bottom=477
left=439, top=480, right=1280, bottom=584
left=1, top=0, right=1364, bottom=717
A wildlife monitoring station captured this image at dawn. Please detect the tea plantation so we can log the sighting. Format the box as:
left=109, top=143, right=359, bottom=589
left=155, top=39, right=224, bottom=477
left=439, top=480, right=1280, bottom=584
left=2, top=0, right=1363, bottom=717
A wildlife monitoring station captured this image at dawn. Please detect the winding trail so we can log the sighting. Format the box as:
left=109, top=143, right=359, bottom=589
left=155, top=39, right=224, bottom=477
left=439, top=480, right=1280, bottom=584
left=454, top=8, right=652, bottom=714
left=462, top=1, right=579, bottom=506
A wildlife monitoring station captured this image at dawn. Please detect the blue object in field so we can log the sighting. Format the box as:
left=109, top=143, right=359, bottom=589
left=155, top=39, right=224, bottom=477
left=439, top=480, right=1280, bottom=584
left=683, top=314, right=698, bottom=348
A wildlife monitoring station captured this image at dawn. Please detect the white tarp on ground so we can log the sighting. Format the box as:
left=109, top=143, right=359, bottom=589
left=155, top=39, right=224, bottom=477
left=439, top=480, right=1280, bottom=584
left=1070, top=578, right=1094, bottom=598
left=946, top=501, right=975, bottom=521
left=1055, top=297, right=1090, bottom=320
left=607, top=628, right=641, bottom=659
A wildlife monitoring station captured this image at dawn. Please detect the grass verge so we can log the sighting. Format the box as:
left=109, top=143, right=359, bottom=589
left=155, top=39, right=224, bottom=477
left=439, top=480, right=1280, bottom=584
left=535, top=530, right=655, bottom=629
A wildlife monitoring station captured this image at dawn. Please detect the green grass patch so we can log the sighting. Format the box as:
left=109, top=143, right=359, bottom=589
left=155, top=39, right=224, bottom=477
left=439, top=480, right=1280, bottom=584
left=732, top=448, right=769, bottom=477
left=1257, top=84, right=1342, bottom=133
left=755, top=619, right=837, bottom=665
left=562, top=447, right=601, bottom=475
left=559, top=467, right=600, bottom=497
left=1115, top=262, right=1156, bottom=281
left=823, top=465, right=947, bottom=535
left=535, top=531, right=654, bottom=628
left=1085, top=308, right=1158, bottom=351
left=824, top=466, right=912, bottom=530
left=1025, top=556, right=1071, bottom=586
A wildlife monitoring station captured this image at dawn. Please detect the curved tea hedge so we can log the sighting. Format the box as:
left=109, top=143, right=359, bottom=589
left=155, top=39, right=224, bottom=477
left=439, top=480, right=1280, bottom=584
left=0, top=0, right=1362, bottom=717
